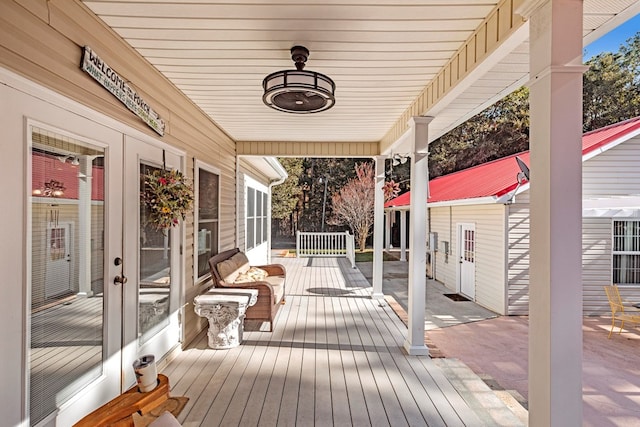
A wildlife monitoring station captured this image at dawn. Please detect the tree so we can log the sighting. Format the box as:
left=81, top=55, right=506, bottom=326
left=329, top=162, right=375, bottom=251
left=583, top=52, right=639, bottom=131
left=424, top=86, right=530, bottom=179
left=271, top=158, right=303, bottom=236
left=299, top=157, right=360, bottom=232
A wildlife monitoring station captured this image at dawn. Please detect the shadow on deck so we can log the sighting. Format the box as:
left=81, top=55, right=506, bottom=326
left=162, top=255, right=525, bottom=426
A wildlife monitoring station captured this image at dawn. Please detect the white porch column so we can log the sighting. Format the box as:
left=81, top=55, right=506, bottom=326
left=372, top=155, right=385, bottom=298
left=385, top=212, right=392, bottom=249
left=524, top=0, right=585, bottom=425
left=77, top=155, right=94, bottom=297
left=400, top=210, right=407, bottom=262
left=404, top=116, right=432, bottom=356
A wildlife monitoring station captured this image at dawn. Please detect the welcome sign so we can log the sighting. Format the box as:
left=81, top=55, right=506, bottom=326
left=81, top=46, right=165, bottom=136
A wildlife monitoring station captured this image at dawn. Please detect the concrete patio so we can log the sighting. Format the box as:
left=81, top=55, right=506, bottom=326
left=361, top=258, right=640, bottom=427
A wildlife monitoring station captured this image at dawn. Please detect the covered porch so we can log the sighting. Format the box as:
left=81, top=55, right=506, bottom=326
left=162, top=255, right=524, bottom=426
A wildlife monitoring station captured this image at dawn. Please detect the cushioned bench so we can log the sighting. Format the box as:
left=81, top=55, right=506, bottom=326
left=208, top=249, right=286, bottom=331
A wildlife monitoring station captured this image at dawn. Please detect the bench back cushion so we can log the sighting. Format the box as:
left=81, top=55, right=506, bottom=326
left=212, top=249, right=252, bottom=284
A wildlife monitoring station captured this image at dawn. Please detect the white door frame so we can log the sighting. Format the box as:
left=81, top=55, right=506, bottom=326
left=25, top=116, right=123, bottom=427
left=457, top=222, right=476, bottom=299
left=121, top=135, right=184, bottom=391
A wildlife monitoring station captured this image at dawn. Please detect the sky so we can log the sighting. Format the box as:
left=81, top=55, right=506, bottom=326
left=583, top=13, right=640, bottom=60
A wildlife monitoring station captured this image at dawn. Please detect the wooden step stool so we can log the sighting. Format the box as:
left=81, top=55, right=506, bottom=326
left=73, top=374, right=187, bottom=427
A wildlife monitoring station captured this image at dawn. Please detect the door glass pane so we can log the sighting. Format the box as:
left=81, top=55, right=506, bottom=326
left=139, top=164, right=171, bottom=344
left=30, top=127, right=105, bottom=425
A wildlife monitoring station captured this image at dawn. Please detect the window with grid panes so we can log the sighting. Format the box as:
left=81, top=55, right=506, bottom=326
left=195, top=164, right=220, bottom=281
left=613, top=220, right=640, bottom=284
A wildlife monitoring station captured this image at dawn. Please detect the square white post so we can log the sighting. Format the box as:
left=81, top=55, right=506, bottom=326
left=372, top=155, right=385, bottom=298
left=404, top=116, right=432, bottom=355
left=400, top=210, right=407, bottom=262
left=78, top=155, right=94, bottom=297
left=522, top=0, right=586, bottom=425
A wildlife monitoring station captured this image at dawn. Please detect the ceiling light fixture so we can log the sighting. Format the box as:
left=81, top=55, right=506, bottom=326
left=262, top=46, right=336, bottom=114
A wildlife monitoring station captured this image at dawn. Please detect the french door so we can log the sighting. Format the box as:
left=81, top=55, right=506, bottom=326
left=27, top=117, right=123, bottom=427
left=121, top=136, right=182, bottom=391
left=18, top=86, right=183, bottom=425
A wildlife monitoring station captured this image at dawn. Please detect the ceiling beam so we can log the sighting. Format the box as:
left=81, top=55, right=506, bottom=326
left=236, top=140, right=379, bottom=157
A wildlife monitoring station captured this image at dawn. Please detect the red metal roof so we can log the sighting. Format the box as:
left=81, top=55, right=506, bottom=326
left=385, top=116, right=640, bottom=208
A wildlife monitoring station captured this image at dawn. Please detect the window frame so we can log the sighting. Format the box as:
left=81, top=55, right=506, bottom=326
left=612, top=219, right=640, bottom=286
left=245, top=177, right=268, bottom=251
left=194, top=160, right=221, bottom=285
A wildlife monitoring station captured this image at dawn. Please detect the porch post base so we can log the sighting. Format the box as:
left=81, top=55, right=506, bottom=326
left=403, top=341, right=430, bottom=356
left=371, top=292, right=385, bottom=299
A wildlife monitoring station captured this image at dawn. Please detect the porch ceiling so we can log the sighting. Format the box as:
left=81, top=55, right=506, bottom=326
left=82, top=0, right=639, bottom=151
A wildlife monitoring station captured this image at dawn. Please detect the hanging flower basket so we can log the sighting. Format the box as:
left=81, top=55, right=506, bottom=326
left=142, top=169, right=194, bottom=231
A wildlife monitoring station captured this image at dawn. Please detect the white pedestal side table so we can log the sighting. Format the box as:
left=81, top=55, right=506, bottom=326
left=193, top=288, right=259, bottom=349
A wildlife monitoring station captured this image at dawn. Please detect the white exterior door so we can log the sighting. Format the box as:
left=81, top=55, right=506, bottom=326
left=458, top=223, right=476, bottom=299
left=44, top=222, right=72, bottom=298
left=121, top=136, right=183, bottom=391
left=5, top=77, right=182, bottom=426
left=18, top=104, right=123, bottom=426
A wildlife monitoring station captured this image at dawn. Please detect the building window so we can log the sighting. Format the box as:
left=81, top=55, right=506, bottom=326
left=195, top=163, right=220, bottom=281
left=246, top=184, right=268, bottom=250
left=613, top=220, right=640, bottom=284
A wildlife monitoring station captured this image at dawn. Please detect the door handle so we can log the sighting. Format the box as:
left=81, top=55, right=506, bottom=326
left=113, top=257, right=127, bottom=285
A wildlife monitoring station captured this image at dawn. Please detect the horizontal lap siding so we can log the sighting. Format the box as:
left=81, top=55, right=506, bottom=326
left=430, top=207, right=456, bottom=291
left=582, top=140, right=640, bottom=313
left=509, top=212, right=617, bottom=315
left=453, top=205, right=506, bottom=314
left=430, top=204, right=506, bottom=314
left=508, top=197, right=639, bottom=316
left=582, top=218, right=612, bottom=314
left=1, top=0, right=237, bottom=346
left=507, top=193, right=530, bottom=315
left=583, top=136, right=640, bottom=197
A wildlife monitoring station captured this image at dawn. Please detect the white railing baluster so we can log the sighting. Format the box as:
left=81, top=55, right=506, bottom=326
left=296, top=231, right=355, bottom=266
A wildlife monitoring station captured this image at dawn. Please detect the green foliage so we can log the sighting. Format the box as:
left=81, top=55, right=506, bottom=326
left=299, top=158, right=361, bottom=232
left=271, top=158, right=303, bottom=237
left=583, top=43, right=640, bottom=131
left=272, top=158, right=303, bottom=220
left=428, top=87, right=530, bottom=179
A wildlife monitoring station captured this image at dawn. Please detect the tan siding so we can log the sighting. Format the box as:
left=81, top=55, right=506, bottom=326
left=430, top=204, right=507, bottom=314
left=237, top=174, right=246, bottom=252
left=1, top=0, right=239, bottom=347
left=451, top=205, right=506, bottom=314
left=583, top=136, right=640, bottom=197
left=430, top=207, right=457, bottom=291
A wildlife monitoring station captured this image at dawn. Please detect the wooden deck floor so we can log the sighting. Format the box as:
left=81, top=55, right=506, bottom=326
left=162, top=257, right=492, bottom=427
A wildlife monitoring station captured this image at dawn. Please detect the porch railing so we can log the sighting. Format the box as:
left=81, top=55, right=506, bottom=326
left=296, top=231, right=356, bottom=268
